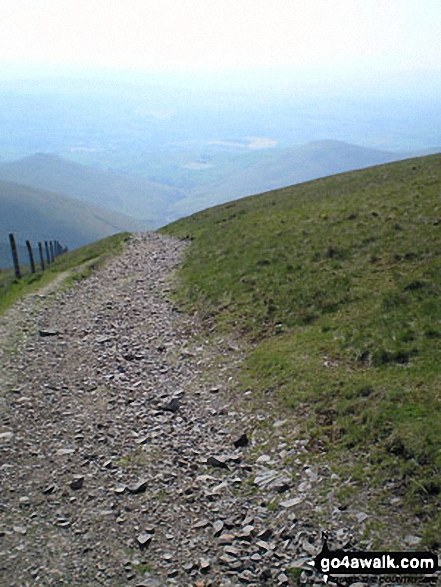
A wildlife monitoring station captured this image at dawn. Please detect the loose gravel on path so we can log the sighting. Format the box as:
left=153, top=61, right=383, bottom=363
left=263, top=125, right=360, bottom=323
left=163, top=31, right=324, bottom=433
left=1, top=233, right=362, bottom=586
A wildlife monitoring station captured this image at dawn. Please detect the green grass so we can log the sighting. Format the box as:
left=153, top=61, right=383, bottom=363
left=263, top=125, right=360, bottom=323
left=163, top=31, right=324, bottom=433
left=131, top=562, right=153, bottom=574
left=0, top=232, right=131, bottom=314
left=161, top=154, right=441, bottom=547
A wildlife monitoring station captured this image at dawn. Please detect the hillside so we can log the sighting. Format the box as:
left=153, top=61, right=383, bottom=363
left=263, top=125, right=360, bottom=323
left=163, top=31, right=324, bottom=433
left=0, top=179, right=146, bottom=266
left=170, top=140, right=412, bottom=217
left=163, top=153, right=441, bottom=546
left=0, top=153, right=182, bottom=227
left=0, top=142, right=431, bottom=228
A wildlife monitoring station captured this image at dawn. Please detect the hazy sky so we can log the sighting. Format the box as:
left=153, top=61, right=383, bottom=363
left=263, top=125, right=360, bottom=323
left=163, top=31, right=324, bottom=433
left=1, top=0, right=440, bottom=76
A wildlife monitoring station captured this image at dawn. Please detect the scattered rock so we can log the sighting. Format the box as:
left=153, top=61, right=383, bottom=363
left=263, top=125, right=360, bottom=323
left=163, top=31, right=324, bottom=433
left=280, top=497, right=304, bottom=508
left=302, top=538, right=318, bottom=556
left=13, top=526, right=27, bottom=535
left=277, top=571, right=289, bottom=584
left=355, top=512, right=369, bottom=523
left=206, top=456, right=230, bottom=470
left=137, top=532, right=153, bottom=548
left=213, top=520, right=224, bottom=535
left=257, top=529, right=273, bottom=541
left=254, top=470, right=291, bottom=492
left=233, top=433, right=249, bottom=448
left=160, top=397, right=180, bottom=413
left=256, top=454, right=272, bottom=464
left=199, top=557, right=211, bottom=573
left=38, top=329, right=59, bottom=337
left=42, top=484, right=56, bottom=494
left=237, top=525, right=254, bottom=540
left=193, top=519, right=210, bottom=529
left=405, top=534, right=421, bottom=546
left=69, top=475, right=84, bottom=490
left=127, top=479, right=149, bottom=494
left=0, top=232, right=369, bottom=586
left=56, top=448, right=75, bottom=456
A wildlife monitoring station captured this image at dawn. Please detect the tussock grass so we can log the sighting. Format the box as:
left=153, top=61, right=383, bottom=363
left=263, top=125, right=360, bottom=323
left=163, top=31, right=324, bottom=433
left=0, top=232, right=131, bottom=314
left=162, top=154, right=441, bottom=547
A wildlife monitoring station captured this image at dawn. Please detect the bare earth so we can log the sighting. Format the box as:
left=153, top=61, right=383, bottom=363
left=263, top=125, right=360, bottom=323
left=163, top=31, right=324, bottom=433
left=0, top=233, right=376, bottom=586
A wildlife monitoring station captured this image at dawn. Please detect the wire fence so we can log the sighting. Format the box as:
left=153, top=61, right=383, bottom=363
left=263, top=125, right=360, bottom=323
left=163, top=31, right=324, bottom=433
left=0, top=234, right=68, bottom=293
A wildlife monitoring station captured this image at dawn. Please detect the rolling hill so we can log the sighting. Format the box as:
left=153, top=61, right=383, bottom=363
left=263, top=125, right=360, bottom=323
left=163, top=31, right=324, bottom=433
left=0, top=153, right=182, bottom=227
left=163, top=153, right=441, bottom=546
left=0, top=141, right=428, bottom=227
left=171, top=140, right=413, bottom=216
left=0, top=179, right=146, bottom=267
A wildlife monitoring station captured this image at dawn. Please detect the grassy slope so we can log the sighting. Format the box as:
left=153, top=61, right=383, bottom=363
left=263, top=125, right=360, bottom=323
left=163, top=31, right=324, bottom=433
left=0, top=179, right=146, bottom=253
left=0, top=154, right=181, bottom=226
left=162, top=154, right=441, bottom=547
left=171, top=140, right=403, bottom=217
left=0, top=233, right=131, bottom=315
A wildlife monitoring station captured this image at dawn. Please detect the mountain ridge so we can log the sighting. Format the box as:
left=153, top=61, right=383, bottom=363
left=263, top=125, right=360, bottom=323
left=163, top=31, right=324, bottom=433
left=0, top=179, right=147, bottom=267
left=172, top=140, right=418, bottom=215
left=1, top=141, right=439, bottom=230
left=0, top=153, right=182, bottom=227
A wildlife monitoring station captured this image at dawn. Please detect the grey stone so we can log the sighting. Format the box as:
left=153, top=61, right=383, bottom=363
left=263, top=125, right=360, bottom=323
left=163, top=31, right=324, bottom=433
left=193, top=519, right=210, bottom=529
left=404, top=534, right=421, bottom=546
left=256, top=454, right=272, bottom=464
left=137, top=532, right=153, bottom=548
left=13, top=526, right=27, bottom=535
left=277, top=572, right=289, bottom=584
left=42, top=484, right=56, bottom=494
left=207, top=456, right=229, bottom=470
left=127, top=479, right=149, bottom=494
left=237, top=525, right=254, bottom=540
left=213, top=520, right=224, bottom=535
left=355, top=512, right=369, bottom=523
left=254, top=470, right=291, bottom=492
left=199, top=557, right=211, bottom=572
left=38, top=329, right=59, bottom=337
left=280, top=497, right=304, bottom=508
left=70, top=475, right=84, bottom=490
left=161, top=397, right=180, bottom=413
left=233, top=433, right=249, bottom=448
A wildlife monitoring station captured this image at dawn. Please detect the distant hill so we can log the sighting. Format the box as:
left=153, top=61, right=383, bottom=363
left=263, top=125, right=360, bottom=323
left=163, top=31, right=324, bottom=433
left=0, top=154, right=182, bottom=227
left=171, top=140, right=412, bottom=217
left=0, top=180, right=146, bottom=267
left=0, top=142, right=435, bottom=229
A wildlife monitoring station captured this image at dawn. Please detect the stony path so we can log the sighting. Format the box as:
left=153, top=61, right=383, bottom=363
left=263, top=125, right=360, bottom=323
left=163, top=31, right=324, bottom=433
left=0, top=233, right=355, bottom=587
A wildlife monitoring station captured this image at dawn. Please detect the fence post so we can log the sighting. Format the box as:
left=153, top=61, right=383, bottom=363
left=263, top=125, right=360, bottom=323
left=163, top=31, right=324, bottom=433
left=26, top=240, right=36, bottom=274
left=49, top=241, right=55, bottom=263
left=45, top=241, right=50, bottom=265
left=9, top=233, right=21, bottom=279
left=38, top=242, right=45, bottom=271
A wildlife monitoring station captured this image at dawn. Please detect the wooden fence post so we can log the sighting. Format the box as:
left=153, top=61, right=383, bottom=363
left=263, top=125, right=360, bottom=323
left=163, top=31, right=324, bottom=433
left=45, top=241, right=50, bottom=265
left=38, top=242, right=45, bottom=271
left=26, top=240, right=36, bottom=273
left=49, top=241, right=55, bottom=263
left=9, top=233, right=21, bottom=279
